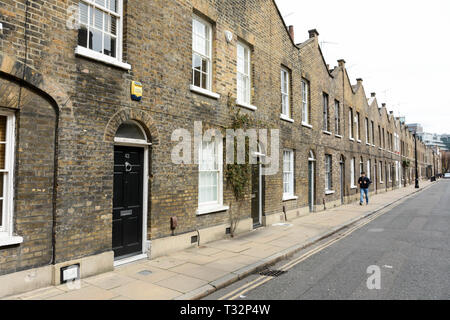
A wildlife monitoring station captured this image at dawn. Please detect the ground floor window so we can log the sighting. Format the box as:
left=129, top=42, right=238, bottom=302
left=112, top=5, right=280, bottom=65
left=325, top=154, right=332, bottom=191
left=350, top=157, right=356, bottom=187
left=0, top=112, right=15, bottom=238
left=283, top=149, right=295, bottom=198
left=198, top=137, right=223, bottom=209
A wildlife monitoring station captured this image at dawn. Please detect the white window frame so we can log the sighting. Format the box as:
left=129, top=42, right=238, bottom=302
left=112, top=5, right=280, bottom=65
left=360, top=157, right=364, bottom=177
left=379, top=161, right=384, bottom=183
left=302, top=79, right=310, bottom=125
left=325, top=154, right=333, bottom=191
left=281, top=68, right=290, bottom=119
left=323, top=93, right=329, bottom=132
left=365, top=117, right=369, bottom=144
left=395, top=160, right=399, bottom=182
left=197, top=138, right=228, bottom=215
left=367, top=160, right=371, bottom=180
left=237, top=41, right=251, bottom=106
left=192, top=15, right=213, bottom=91
left=350, top=157, right=356, bottom=188
left=349, top=108, right=354, bottom=139
left=0, top=111, right=22, bottom=246
left=335, top=100, right=341, bottom=135
left=283, top=149, right=295, bottom=200
left=75, top=0, right=131, bottom=70
left=356, top=112, right=360, bottom=141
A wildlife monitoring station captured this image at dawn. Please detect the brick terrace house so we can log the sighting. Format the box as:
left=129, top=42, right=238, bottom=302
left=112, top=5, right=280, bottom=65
left=0, top=0, right=436, bottom=297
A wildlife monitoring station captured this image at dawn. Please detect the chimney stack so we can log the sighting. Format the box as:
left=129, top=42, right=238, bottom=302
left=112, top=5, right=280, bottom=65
left=308, top=29, right=319, bottom=39
left=382, top=103, right=386, bottom=108
left=337, top=59, right=346, bottom=68
left=288, top=25, right=295, bottom=42
left=371, top=92, right=376, bottom=97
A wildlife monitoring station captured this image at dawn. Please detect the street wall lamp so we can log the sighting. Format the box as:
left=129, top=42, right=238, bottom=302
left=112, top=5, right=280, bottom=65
left=414, top=132, right=419, bottom=188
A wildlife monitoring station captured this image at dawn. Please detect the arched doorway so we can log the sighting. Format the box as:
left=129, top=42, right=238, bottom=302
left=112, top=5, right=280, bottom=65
left=308, top=151, right=316, bottom=212
left=113, top=121, right=151, bottom=262
left=339, top=155, right=345, bottom=204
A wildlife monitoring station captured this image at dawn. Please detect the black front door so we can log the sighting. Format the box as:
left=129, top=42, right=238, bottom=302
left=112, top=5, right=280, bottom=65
left=308, top=161, right=314, bottom=212
left=251, top=162, right=263, bottom=227
left=113, top=146, right=144, bottom=259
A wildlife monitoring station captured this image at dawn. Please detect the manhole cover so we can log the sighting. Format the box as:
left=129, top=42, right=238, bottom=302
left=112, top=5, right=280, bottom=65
left=259, top=269, right=287, bottom=277
left=138, top=270, right=152, bottom=276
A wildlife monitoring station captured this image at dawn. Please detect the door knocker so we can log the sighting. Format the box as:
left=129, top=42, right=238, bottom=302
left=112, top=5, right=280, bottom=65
left=125, top=161, right=133, bottom=172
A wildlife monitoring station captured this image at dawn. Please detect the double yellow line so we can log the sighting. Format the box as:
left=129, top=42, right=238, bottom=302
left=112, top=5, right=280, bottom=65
left=219, top=206, right=392, bottom=300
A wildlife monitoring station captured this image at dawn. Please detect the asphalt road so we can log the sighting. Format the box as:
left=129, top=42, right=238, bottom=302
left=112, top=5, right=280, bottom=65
left=206, top=180, right=450, bottom=300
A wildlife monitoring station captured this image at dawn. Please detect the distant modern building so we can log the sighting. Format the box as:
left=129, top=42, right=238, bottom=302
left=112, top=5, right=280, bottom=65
left=406, top=123, right=423, bottom=134
left=406, top=123, right=448, bottom=151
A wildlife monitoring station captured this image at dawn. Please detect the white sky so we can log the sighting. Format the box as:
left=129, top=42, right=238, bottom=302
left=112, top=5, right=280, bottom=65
left=275, top=0, right=450, bottom=134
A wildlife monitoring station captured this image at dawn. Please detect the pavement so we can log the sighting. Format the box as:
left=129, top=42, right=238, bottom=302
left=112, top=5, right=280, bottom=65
left=4, top=180, right=434, bottom=300
left=207, top=179, right=450, bottom=300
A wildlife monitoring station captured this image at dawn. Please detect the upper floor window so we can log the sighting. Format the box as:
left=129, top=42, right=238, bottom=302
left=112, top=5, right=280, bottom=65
left=371, top=121, right=375, bottom=145
left=237, top=41, right=251, bottom=105
left=192, top=15, right=212, bottom=90
left=77, top=0, right=129, bottom=69
left=335, top=100, right=341, bottom=135
left=356, top=112, right=360, bottom=141
left=349, top=107, right=354, bottom=139
left=322, top=93, right=329, bottom=132
left=365, top=117, right=369, bottom=143
left=301, top=80, right=310, bottom=125
left=281, top=68, right=290, bottom=118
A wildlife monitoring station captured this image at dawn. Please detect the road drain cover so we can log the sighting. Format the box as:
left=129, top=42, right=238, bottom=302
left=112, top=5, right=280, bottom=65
left=259, top=269, right=287, bottom=277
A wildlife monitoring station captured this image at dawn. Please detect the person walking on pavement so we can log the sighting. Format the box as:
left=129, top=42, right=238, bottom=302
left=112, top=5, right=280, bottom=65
left=358, top=172, right=372, bottom=205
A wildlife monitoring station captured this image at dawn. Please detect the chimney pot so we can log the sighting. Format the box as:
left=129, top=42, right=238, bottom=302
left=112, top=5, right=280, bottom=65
left=382, top=103, right=386, bottom=108
left=308, top=29, right=319, bottom=38
left=337, top=59, right=346, bottom=67
left=356, top=78, right=363, bottom=83
left=371, top=92, right=376, bottom=97
left=288, top=25, right=295, bottom=42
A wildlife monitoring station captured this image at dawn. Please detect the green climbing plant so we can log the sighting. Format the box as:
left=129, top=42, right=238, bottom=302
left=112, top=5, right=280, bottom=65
left=225, top=93, right=254, bottom=236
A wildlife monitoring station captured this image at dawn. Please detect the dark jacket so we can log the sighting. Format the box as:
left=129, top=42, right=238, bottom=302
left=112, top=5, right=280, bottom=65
left=358, top=176, right=372, bottom=189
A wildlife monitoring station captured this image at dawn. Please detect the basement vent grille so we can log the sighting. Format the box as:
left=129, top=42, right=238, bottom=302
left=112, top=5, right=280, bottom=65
left=259, top=269, right=287, bottom=277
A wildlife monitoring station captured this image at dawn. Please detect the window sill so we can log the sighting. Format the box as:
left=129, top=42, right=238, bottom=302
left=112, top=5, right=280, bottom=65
left=196, top=204, right=229, bottom=216
left=335, top=134, right=343, bottom=139
left=325, top=190, right=335, bottom=195
left=349, top=137, right=355, bottom=142
left=280, top=114, right=294, bottom=123
left=350, top=186, right=357, bottom=190
left=357, top=140, right=362, bottom=143
left=0, top=235, right=23, bottom=247
left=371, top=144, right=376, bottom=147
left=302, top=122, right=313, bottom=129
left=366, top=142, right=371, bottom=146
left=282, top=195, right=298, bottom=201
left=190, top=85, right=221, bottom=99
left=323, top=130, right=332, bottom=136
left=75, top=46, right=131, bottom=70
left=236, top=101, right=257, bottom=111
